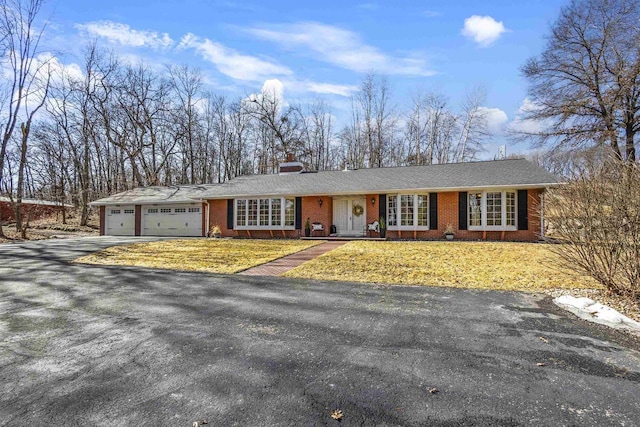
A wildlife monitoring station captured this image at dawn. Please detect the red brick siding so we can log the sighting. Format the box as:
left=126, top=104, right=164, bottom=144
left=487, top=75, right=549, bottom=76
left=134, top=205, right=142, bottom=236
left=0, top=201, right=68, bottom=223
left=99, top=206, right=105, bottom=235
left=301, top=196, right=332, bottom=236
left=207, top=188, right=544, bottom=242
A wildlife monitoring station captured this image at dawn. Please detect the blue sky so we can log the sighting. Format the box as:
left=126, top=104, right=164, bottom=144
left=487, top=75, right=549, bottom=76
left=44, top=0, right=567, bottom=156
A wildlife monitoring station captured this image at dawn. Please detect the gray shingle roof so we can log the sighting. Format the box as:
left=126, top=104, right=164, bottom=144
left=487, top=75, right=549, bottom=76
left=90, top=185, right=210, bottom=206
left=200, top=159, right=560, bottom=199
left=90, top=159, right=560, bottom=205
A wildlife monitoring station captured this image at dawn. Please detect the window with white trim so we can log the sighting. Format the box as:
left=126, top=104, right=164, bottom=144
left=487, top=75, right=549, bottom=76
left=110, top=209, right=121, bottom=214
left=468, top=190, right=517, bottom=231
left=147, top=208, right=158, bottom=214
left=188, top=207, right=200, bottom=213
left=160, top=208, right=171, bottom=213
left=387, top=194, right=430, bottom=229
left=236, top=197, right=295, bottom=229
left=174, top=208, right=186, bottom=213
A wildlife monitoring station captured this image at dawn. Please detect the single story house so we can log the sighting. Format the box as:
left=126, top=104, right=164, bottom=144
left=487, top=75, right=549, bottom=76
left=90, top=158, right=560, bottom=241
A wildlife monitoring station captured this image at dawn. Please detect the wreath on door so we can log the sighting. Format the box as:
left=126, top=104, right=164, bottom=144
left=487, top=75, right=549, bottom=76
left=352, top=204, right=364, bottom=217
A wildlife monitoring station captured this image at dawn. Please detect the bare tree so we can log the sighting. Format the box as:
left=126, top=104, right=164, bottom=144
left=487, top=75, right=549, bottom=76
left=0, top=0, right=50, bottom=236
left=519, top=0, right=640, bottom=163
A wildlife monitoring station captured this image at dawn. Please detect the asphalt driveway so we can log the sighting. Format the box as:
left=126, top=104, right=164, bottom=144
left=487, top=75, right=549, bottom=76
left=1, top=237, right=639, bottom=426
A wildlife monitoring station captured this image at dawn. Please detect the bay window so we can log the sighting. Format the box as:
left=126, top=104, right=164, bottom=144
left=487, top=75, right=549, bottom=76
left=236, top=197, right=295, bottom=229
left=468, top=191, right=517, bottom=230
left=387, top=194, right=430, bottom=229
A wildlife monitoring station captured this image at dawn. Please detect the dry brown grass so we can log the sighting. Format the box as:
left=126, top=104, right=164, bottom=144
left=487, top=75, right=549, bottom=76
left=75, top=239, right=321, bottom=274
left=283, top=241, right=601, bottom=292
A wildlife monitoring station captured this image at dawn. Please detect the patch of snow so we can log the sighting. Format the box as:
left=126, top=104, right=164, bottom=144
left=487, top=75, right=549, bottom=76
left=554, top=296, right=640, bottom=334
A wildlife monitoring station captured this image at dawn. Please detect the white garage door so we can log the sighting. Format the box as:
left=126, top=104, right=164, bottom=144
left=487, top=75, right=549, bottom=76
left=142, top=204, right=202, bottom=237
left=106, top=206, right=135, bottom=236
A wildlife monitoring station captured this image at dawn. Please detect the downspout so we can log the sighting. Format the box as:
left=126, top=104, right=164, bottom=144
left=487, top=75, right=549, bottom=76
left=205, top=200, right=210, bottom=237
left=540, top=191, right=545, bottom=239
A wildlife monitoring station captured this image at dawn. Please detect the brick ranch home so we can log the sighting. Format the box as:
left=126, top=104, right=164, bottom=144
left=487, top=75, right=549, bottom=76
left=90, top=158, right=560, bottom=241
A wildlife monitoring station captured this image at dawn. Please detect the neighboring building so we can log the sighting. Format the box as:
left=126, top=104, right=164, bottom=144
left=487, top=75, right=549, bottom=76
left=90, top=159, right=560, bottom=241
left=0, top=197, right=72, bottom=222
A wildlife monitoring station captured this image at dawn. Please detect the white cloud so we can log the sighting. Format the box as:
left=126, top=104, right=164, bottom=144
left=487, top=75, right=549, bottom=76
left=509, top=98, right=548, bottom=134
left=304, top=82, right=358, bottom=97
left=75, top=21, right=174, bottom=49
left=243, top=22, right=435, bottom=76
left=178, top=33, right=292, bottom=82
left=461, top=15, right=507, bottom=47
left=478, top=107, right=508, bottom=134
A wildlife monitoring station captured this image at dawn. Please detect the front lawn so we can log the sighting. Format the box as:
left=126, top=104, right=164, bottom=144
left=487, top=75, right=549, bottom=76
left=75, top=239, right=321, bottom=274
left=282, top=241, right=600, bottom=292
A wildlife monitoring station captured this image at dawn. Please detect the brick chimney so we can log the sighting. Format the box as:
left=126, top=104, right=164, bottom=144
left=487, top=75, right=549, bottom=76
left=279, top=153, right=305, bottom=174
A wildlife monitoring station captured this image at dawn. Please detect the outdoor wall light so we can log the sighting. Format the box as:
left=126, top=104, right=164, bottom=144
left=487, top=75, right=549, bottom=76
left=371, top=197, right=376, bottom=205
left=318, top=198, right=323, bottom=207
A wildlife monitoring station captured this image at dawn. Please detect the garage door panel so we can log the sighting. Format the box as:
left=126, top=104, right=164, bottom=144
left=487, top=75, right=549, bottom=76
left=106, top=206, right=135, bottom=236
left=142, top=205, right=202, bottom=237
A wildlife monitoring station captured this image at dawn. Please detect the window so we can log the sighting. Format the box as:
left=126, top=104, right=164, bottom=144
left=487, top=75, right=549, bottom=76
left=486, top=192, right=502, bottom=226
left=110, top=209, right=121, bottom=214
left=506, top=192, right=516, bottom=227
left=188, top=207, right=200, bottom=213
left=400, top=195, right=414, bottom=226
left=468, top=191, right=517, bottom=230
left=387, top=194, right=429, bottom=229
left=160, top=208, right=171, bottom=213
left=174, top=208, right=186, bottom=213
left=284, top=198, right=295, bottom=227
left=147, top=208, right=158, bottom=214
left=123, top=209, right=134, bottom=214
left=236, top=197, right=295, bottom=229
left=236, top=200, right=247, bottom=227
left=248, top=200, right=258, bottom=226
left=271, top=198, right=281, bottom=226
left=259, top=199, right=270, bottom=226
left=417, top=195, right=429, bottom=226
left=387, top=195, right=397, bottom=227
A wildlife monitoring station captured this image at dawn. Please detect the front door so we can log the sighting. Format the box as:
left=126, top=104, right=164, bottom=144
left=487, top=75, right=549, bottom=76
left=333, top=197, right=366, bottom=236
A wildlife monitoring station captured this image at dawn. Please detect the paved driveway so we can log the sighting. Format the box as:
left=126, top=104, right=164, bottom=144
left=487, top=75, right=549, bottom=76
left=1, top=237, right=639, bottom=426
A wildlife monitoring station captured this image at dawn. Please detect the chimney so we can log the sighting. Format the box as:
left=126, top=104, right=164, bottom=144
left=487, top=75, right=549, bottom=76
left=279, top=153, right=305, bottom=174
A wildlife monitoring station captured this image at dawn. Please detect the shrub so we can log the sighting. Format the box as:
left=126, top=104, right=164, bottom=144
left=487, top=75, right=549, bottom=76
left=545, top=161, right=640, bottom=301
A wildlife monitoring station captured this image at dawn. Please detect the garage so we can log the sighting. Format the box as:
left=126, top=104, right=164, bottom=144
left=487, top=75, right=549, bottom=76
left=141, top=204, right=203, bottom=237
left=105, top=205, right=135, bottom=236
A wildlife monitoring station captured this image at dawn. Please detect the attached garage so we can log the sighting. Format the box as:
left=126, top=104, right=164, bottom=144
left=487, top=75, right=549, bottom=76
left=142, top=204, right=203, bottom=237
left=93, top=186, right=209, bottom=237
left=105, top=205, right=135, bottom=236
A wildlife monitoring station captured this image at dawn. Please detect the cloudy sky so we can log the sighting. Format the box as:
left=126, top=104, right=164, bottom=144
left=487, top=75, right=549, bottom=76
left=45, top=0, right=566, bottom=156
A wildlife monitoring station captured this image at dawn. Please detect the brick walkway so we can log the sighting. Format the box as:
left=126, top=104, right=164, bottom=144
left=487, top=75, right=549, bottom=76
left=238, top=241, right=346, bottom=276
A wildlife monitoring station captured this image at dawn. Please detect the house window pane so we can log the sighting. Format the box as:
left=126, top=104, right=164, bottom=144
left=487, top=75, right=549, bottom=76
left=248, top=200, right=258, bottom=226
left=387, top=195, right=397, bottom=226
left=259, top=199, right=269, bottom=226
left=271, top=199, right=281, bottom=226
left=469, top=193, right=482, bottom=227
left=236, top=200, right=247, bottom=227
left=400, top=195, right=413, bottom=226
left=417, top=195, right=429, bottom=227
left=486, top=192, right=502, bottom=226
left=506, top=192, right=516, bottom=226
left=284, top=198, right=295, bottom=226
